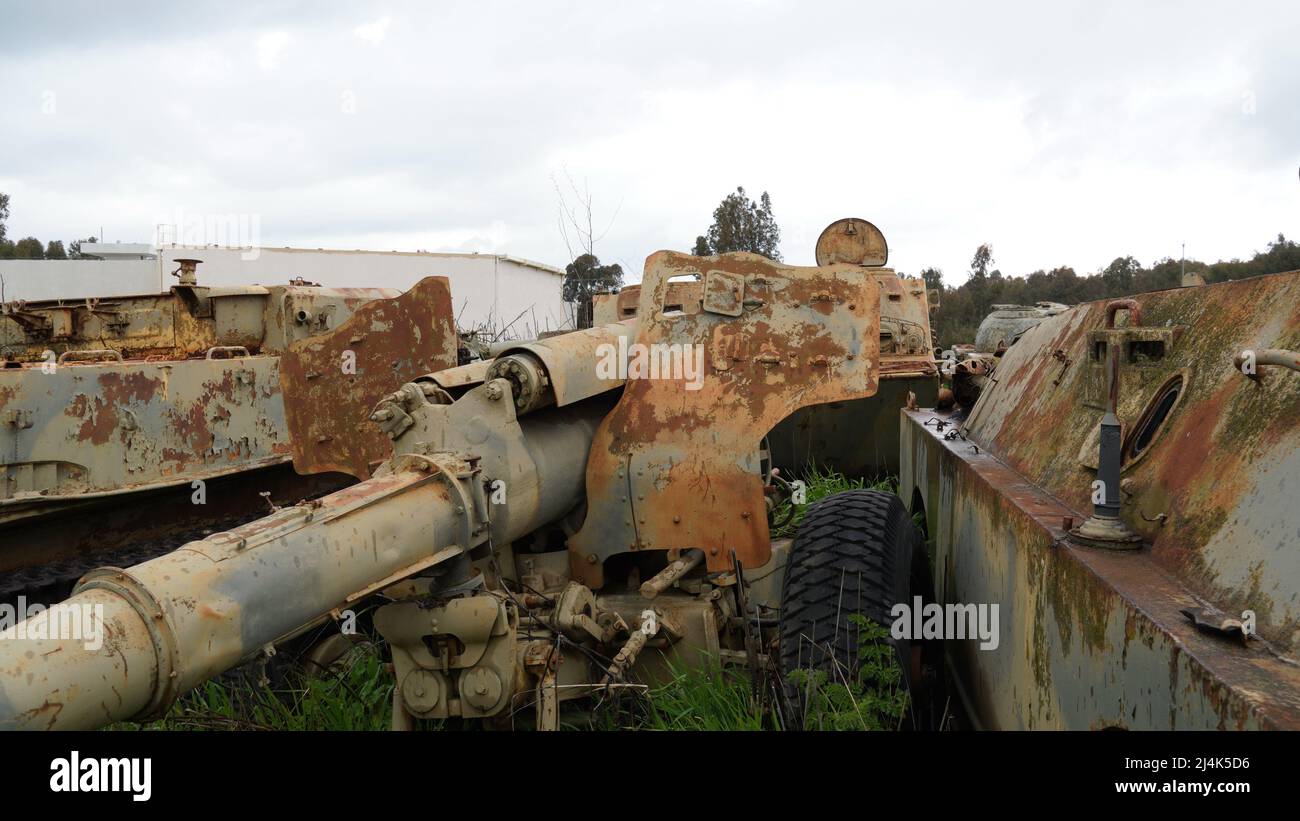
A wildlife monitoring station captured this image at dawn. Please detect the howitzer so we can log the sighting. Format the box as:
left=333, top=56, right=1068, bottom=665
left=1, top=244, right=899, bottom=730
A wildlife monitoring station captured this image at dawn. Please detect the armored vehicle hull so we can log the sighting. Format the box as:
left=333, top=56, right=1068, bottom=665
left=0, top=273, right=458, bottom=603
left=901, top=271, right=1300, bottom=729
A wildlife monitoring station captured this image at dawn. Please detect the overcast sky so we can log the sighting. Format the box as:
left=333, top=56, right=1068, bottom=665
left=1, top=1, right=1296, bottom=285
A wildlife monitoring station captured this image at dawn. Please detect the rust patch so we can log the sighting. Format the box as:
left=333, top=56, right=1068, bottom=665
left=70, top=396, right=118, bottom=445
left=569, top=251, right=880, bottom=584
left=97, top=370, right=162, bottom=405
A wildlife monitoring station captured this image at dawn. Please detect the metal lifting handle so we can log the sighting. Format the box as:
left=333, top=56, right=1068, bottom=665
left=56, top=348, right=122, bottom=364
left=1104, top=299, right=1142, bottom=329
left=1233, top=348, right=1300, bottom=376
left=206, top=345, right=250, bottom=360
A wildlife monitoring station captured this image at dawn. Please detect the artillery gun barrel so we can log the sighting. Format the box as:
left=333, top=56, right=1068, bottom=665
left=0, top=384, right=610, bottom=730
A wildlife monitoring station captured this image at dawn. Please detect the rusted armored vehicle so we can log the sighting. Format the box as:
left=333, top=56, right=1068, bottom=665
left=594, top=218, right=939, bottom=478
left=2, top=238, right=950, bottom=730
left=0, top=262, right=457, bottom=603
left=934, top=302, right=1072, bottom=418
left=973, top=301, right=1068, bottom=353
left=901, top=273, right=1300, bottom=728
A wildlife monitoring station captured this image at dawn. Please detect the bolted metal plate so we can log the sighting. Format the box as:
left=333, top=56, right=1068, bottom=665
left=702, top=269, right=745, bottom=316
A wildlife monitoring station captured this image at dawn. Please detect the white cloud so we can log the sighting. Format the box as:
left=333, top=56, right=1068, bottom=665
left=354, top=16, right=392, bottom=45
left=255, top=31, right=290, bottom=70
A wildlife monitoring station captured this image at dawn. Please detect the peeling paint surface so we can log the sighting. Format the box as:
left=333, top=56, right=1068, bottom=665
left=0, top=282, right=404, bottom=528
left=278, top=277, right=458, bottom=479
left=962, top=271, right=1300, bottom=654
left=901, top=271, right=1300, bottom=729
left=1, top=357, right=290, bottom=522
left=570, top=250, right=880, bottom=584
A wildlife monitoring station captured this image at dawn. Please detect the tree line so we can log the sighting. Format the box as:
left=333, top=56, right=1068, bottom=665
left=923, top=236, right=1300, bottom=346
left=0, top=192, right=98, bottom=260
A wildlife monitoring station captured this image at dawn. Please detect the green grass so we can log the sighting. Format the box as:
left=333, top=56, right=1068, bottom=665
left=772, top=466, right=898, bottom=538
left=785, top=616, right=910, bottom=731
left=584, top=619, right=909, bottom=732
left=111, top=642, right=395, bottom=731
left=583, top=658, right=781, bottom=731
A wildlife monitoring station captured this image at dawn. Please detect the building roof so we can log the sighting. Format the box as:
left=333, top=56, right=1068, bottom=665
left=159, top=245, right=565, bottom=276
left=79, top=242, right=157, bottom=258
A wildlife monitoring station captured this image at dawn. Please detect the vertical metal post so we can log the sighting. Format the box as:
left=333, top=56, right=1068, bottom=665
left=1096, top=340, right=1123, bottom=519
left=1070, top=300, right=1142, bottom=548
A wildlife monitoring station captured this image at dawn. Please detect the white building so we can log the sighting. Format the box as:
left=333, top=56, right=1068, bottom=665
left=76, top=241, right=159, bottom=260
left=0, top=245, right=571, bottom=336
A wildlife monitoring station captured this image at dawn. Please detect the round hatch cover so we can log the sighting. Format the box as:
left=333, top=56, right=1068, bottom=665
left=815, top=218, right=888, bottom=267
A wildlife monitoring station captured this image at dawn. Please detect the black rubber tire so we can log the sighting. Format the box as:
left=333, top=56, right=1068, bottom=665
left=778, top=490, right=920, bottom=715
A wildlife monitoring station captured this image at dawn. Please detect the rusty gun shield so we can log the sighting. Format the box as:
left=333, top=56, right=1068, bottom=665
left=569, top=251, right=881, bottom=585
left=278, top=276, right=459, bottom=479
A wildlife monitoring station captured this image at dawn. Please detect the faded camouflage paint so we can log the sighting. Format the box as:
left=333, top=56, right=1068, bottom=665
left=966, top=271, right=1300, bottom=653
left=901, top=270, right=1300, bottom=729
left=0, top=358, right=289, bottom=525
left=593, top=264, right=937, bottom=479
left=0, top=282, right=404, bottom=528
